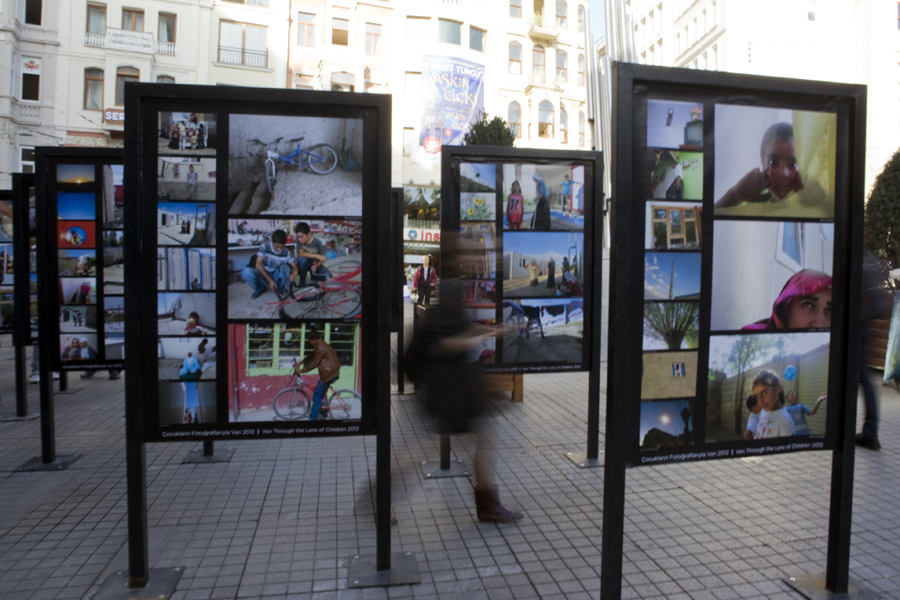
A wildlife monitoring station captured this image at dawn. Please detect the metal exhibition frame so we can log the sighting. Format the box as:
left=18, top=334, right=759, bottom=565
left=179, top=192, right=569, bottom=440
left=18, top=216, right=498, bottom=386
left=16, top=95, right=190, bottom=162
left=440, top=146, right=604, bottom=466
left=123, top=83, right=412, bottom=590
left=603, top=63, right=867, bottom=599
left=11, top=175, right=34, bottom=417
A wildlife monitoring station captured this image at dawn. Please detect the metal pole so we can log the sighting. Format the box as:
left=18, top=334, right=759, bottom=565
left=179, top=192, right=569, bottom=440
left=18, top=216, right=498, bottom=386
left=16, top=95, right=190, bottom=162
left=58, top=371, right=68, bottom=392
left=203, top=440, right=214, bottom=457
left=439, top=434, right=451, bottom=470
left=15, top=345, right=28, bottom=417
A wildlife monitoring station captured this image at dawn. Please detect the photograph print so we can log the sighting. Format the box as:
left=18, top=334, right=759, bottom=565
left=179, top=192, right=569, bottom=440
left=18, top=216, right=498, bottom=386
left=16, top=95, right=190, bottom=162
left=711, top=221, right=833, bottom=332
left=227, top=219, right=361, bottom=320
left=707, top=332, right=830, bottom=442
left=158, top=157, right=216, bottom=201
left=501, top=163, right=586, bottom=231
left=56, top=164, right=95, bottom=185
left=60, top=333, right=99, bottom=362
left=158, top=292, right=216, bottom=336
left=59, top=305, right=97, bottom=333
left=459, top=162, right=496, bottom=222
left=159, top=381, right=217, bottom=425
left=102, top=164, right=124, bottom=228
left=103, top=296, right=124, bottom=333
left=644, top=252, right=701, bottom=301
left=158, top=336, right=216, bottom=381
left=159, top=112, right=216, bottom=156
left=57, top=192, right=96, bottom=221
left=641, top=351, right=698, bottom=400
left=228, top=114, right=361, bottom=216
left=60, top=278, right=97, bottom=306
left=714, top=104, right=837, bottom=218
left=646, top=99, right=704, bottom=150
left=502, top=231, right=584, bottom=298
left=157, top=202, right=214, bottom=246
left=639, top=399, right=695, bottom=449
left=157, top=247, right=216, bottom=291
left=501, top=298, right=583, bottom=365
left=58, top=250, right=95, bottom=277
left=643, top=301, right=700, bottom=351
left=645, top=201, right=703, bottom=250
left=648, top=149, right=703, bottom=201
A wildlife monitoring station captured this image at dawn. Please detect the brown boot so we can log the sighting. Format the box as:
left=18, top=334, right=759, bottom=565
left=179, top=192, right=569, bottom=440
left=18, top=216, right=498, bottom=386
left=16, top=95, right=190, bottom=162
left=475, top=488, right=523, bottom=523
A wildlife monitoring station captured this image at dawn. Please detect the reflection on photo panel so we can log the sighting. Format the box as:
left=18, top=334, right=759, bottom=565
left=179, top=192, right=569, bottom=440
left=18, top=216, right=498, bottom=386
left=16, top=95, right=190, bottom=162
left=158, top=292, right=216, bottom=336
left=157, top=247, right=216, bottom=291
left=639, top=399, right=695, bottom=449
left=707, top=332, right=830, bottom=443
left=159, top=381, right=217, bottom=425
left=711, top=221, right=833, bottom=332
left=459, top=222, right=497, bottom=250
left=648, top=149, right=702, bottom=201
left=501, top=298, right=583, bottom=364
left=641, top=351, right=697, bottom=400
left=646, top=100, right=703, bottom=150
left=159, top=112, right=216, bottom=156
left=157, top=202, right=214, bottom=246
left=643, top=301, right=699, bottom=351
left=713, top=104, right=836, bottom=218
left=102, top=164, right=124, bottom=229
left=60, top=333, right=99, bottom=361
left=502, top=231, right=584, bottom=299
left=158, top=336, right=216, bottom=381
left=645, top=201, right=702, bottom=250
left=644, top=252, right=701, bottom=301
left=228, top=113, right=361, bottom=216
left=158, top=157, right=217, bottom=201
left=501, top=163, right=586, bottom=232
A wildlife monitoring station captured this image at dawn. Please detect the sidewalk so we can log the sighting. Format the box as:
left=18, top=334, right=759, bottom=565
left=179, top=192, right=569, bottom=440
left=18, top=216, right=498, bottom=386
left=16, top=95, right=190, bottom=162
left=0, top=333, right=897, bottom=600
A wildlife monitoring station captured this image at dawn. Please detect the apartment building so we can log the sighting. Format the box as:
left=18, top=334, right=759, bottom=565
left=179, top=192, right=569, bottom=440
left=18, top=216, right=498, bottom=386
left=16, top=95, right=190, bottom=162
left=0, top=0, right=59, bottom=185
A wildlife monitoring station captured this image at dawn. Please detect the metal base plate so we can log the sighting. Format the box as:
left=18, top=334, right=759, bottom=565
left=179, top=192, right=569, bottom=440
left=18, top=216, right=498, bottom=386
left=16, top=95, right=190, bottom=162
left=183, top=447, right=235, bottom=464
left=565, top=451, right=604, bottom=468
left=0, top=413, right=41, bottom=422
left=93, top=567, right=184, bottom=600
left=347, top=552, right=420, bottom=588
left=784, top=572, right=881, bottom=600
left=421, top=459, right=469, bottom=479
left=16, top=454, right=80, bottom=472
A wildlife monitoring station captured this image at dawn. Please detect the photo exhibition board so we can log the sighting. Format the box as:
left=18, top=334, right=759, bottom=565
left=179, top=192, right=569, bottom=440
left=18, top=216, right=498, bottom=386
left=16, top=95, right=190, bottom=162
left=440, top=148, right=601, bottom=374
left=616, top=66, right=864, bottom=466
left=0, top=189, right=13, bottom=334
left=36, top=152, right=126, bottom=373
left=129, top=86, right=389, bottom=442
left=12, top=174, right=36, bottom=347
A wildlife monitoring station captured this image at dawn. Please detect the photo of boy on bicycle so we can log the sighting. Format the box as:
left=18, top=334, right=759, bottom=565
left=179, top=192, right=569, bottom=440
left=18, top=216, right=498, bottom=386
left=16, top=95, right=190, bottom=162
left=293, top=329, right=340, bottom=421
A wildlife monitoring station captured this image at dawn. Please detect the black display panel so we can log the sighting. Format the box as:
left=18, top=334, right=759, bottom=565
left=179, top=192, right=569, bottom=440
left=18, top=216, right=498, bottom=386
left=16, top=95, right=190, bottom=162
left=441, top=147, right=602, bottom=374
left=11, top=174, right=36, bottom=347
left=0, top=189, right=13, bottom=334
left=35, top=151, right=125, bottom=373
left=609, top=65, right=866, bottom=466
left=127, top=84, right=390, bottom=442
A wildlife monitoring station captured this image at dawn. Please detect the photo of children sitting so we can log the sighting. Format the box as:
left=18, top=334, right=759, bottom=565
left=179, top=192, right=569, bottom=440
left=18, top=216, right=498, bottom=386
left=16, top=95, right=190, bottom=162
left=158, top=337, right=216, bottom=381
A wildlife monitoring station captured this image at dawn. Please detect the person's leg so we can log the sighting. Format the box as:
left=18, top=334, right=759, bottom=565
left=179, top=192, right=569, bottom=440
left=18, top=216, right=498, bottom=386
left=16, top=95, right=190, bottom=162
left=310, top=262, right=331, bottom=282
left=472, top=415, right=522, bottom=523
left=422, top=287, right=432, bottom=305
left=271, top=263, right=292, bottom=296
left=241, top=267, right=267, bottom=299
left=309, top=377, right=328, bottom=421
left=859, top=330, right=880, bottom=447
left=295, top=256, right=312, bottom=286
left=30, top=347, right=39, bottom=382
left=188, top=184, right=195, bottom=200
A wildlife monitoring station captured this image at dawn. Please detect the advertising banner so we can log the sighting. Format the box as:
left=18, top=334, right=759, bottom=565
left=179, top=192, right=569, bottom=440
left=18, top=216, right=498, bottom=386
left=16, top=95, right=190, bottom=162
left=412, top=55, right=485, bottom=165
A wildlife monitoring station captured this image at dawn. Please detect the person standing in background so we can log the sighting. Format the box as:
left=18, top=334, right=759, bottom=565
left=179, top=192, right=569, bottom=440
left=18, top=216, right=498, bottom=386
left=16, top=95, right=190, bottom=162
left=414, top=255, right=437, bottom=305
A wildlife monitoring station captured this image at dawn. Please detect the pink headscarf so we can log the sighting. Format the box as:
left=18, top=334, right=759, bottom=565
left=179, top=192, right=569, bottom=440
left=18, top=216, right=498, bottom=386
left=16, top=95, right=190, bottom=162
left=742, top=270, right=832, bottom=330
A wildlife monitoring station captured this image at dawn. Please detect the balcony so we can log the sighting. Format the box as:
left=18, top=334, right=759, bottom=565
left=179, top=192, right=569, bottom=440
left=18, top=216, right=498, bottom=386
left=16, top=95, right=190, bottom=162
left=12, top=103, right=42, bottom=124
left=157, top=41, right=175, bottom=55
left=84, top=28, right=154, bottom=54
left=524, top=71, right=563, bottom=94
left=528, top=13, right=559, bottom=42
left=218, top=46, right=268, bottom=69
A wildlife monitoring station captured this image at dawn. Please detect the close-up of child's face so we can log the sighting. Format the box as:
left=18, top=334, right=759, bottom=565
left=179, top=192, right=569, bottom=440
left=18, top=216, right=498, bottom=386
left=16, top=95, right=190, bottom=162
left=785, top=287, right=831, bottom=329
left=763, top=137, right=800, bottom=199
left=272, top=242, right=285, bottom=253
left=752, top=382, right=781, bottom=412
left=511, top=182, right=521, bottom=194
left=785, top=390, right=798, bottom=406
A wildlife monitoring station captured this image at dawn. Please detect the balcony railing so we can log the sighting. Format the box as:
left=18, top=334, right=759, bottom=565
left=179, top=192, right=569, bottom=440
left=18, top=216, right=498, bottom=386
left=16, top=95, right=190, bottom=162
left=85, top=31, right=104, bottom=47
left=85, top=30, right=176, bottom=55
left=221, top=0, right=268, bottom=6
left=157, top=41, right=175, bottom=55
left=218, top=46, right=268, bottom=68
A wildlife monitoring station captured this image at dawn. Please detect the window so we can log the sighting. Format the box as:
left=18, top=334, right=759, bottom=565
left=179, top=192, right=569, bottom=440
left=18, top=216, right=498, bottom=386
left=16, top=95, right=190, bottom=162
left=24, top=0, right=41, bottom=25
left=406, top=17, right=429, bottom=41
left=438, top=19, right=461, bottom=45
left=115, top=66, right=138, bottom=106
left=777, top=222, right=803, bottom=268
left=365, top=23, right=381, bottom=56
left=404, top=72, right=421, bottom=96
left=560, top=108, right=568, bottom=144
left=403, top=128, right=415, bottom=155
left=650, top=206, right=700, bottom=249
left=556, top=1, right=567, bottom=28
left=533, top=45, right=545, bottom=82
left=556, top=50, right=567, bottom=82
left=510, top=0, right=522, bottom=18
left=332, top=17, right=349, bottom=45
left=21, top=56, right=40, bottom=101
left=331, top=72, right=354, bottom=92
left=87, top=4, right=105, bottom=35
left=156, top=75, right=174, bottom=84
left=578, top=54, right=585, bottom=85
left=508, top=101, right=521, bottom=138
left=219, top=21, right=268, bottom=68
left=578, top=5, right=585, bottom=32
left=509, top=42, right=522, bottom=74
left=470, top=26, right=485, bottom=52
left=84, top=68, right=103, bottom=110
left=122, top=9, right=144, bottom=32
left=159, top=13, right=176, bottom=44
left=671, top=363, right=686, bottom=377
left=578, top=111, right=584, bottom=146
left=538, top=101, right=553, bottom=138
left=298, top=12, right=315, bottom=47
left=20, top=147, right=35, bottom=173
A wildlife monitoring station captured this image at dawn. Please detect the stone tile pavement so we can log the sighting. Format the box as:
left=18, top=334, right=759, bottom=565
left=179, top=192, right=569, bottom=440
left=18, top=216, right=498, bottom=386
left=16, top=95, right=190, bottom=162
left=0, top=330, right=898, bottom=600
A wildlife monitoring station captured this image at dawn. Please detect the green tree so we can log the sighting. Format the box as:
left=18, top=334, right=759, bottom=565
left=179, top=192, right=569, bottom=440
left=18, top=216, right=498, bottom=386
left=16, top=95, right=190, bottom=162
left=463, top=112, right=516, bottom=147
left=865, top=148, right=900, bottom=266
left=643, top=302, right=699, bottom=350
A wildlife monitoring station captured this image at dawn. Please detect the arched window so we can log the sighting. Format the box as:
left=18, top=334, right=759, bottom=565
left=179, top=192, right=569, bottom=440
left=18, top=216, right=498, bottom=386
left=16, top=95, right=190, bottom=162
left=157, top=75, right=175, bottom=85
left=84, top=68, right=103, bottom=110
left=538, top=101, right=554, bottom=138
left=556, top=1, right=567, bottom=28
left=578, top=5, right=586, bottom=32
left=509, top=41, right=522, bottom=75
left=115, top=66, right=139, bottom=106
left=508, top=101, right=521, bottom=139
left=560, top=108, right=568, bottom=144
left=578, top=54, right=585, bottom=85
left=578, top=111, right=585, bottom=147
left=331, top=72, right=355, bottom=92
left=556, top=50, right=567, bottom=82
left=533, top=45, right=545, bottom=82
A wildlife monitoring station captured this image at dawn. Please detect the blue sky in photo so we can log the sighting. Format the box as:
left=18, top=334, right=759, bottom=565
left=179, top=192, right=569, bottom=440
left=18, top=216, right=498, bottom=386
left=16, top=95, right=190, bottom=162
left=61, top=249, right=94, bottom=259
left=709, top=332, right=830, bottom=377
left=460, top=163, right=497, bottom=190
left=502, top=232, right=583, bottom=264
left=157, top=292, right=184, bottom=314
left=644, top=252, right=702, bottom=300
left=57, top=193, right=96, bottom=220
